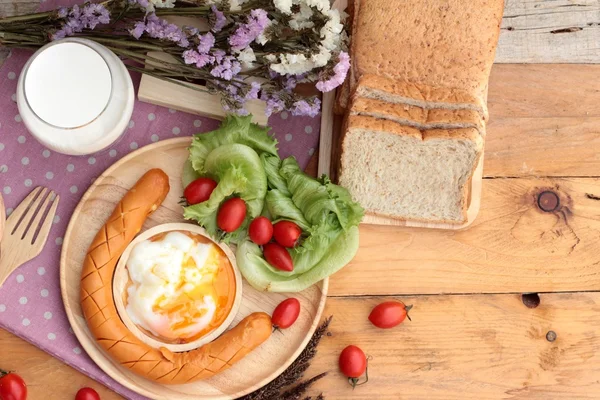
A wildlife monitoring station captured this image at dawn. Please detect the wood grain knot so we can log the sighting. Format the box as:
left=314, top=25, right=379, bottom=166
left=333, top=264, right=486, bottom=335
left=546, top=331, right=557, bottom=342
left=537, top=191, right=560, bottom=212
left=522, top=293, right=540, bottom=308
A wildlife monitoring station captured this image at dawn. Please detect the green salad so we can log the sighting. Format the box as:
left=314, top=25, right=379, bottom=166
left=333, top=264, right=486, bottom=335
left=183, top=115, right=364, bottom=293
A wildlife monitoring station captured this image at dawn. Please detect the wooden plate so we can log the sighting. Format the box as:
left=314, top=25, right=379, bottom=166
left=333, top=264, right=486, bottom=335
left=60, top=138, right=328, bottom=400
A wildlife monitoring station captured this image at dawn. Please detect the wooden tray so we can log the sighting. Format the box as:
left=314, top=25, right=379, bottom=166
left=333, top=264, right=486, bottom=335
left=60, top=138, right=328, bottom=400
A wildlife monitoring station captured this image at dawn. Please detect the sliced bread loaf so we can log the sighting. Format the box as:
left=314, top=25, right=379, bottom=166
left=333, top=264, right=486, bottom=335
left=338, top=115, right=483, bottom=223
left=351, top=0, right=504, bottom=101
left=350, top=96, right=485, bottom=135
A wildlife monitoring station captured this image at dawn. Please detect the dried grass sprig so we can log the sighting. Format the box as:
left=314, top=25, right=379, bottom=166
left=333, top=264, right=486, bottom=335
left=240, top=316, right=332, bottom=400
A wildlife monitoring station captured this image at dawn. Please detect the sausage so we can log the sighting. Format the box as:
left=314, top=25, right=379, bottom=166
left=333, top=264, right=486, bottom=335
left=80, top=169, right=272, bottom=384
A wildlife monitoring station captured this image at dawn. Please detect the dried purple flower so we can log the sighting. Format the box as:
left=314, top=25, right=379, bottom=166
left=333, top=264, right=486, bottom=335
left=183, top=49, right=215, bottom=68
left=316, top=51, right=350, bottom=92
left=210, top=54, right=242, bottom=81
left=197, top=32, right=215, bottom=54
left=290, top=98, right=321, bottom=117
left=183, top=26, right=199, bottom=36
left=229, top=9, right=270, bottom=51
left=212, top=49, right=226, bottom=64
left=130, top=21, right=146, bottom=39
left=52, top=2, right=110, bottom=40
left=246, top=81, right=261, bottom=100
left=57, top=7, right=68, bottom=18
left=210, top=5, right=227, bottom=33
left=260, top=91, right=286, bottom=117
left=133, top=13, right=189, bottom=47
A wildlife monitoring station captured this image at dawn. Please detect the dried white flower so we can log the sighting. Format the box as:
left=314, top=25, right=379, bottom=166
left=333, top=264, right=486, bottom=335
left=304, top=0, right=330, bottom=13
left=274, top=0, right=293, bottom=14
left=236, top=46, right=256, bottom=68
left=228, top=0, right=249, bottom=11
left=256, top=20, right=275, bottom=45
left=310, top=45, right=331, bottom=68
left=270, top=53, right=315, bottom=75
left=320, top=9, right=343, bottom=51
left=289, top=3, right=314, bottom=30
left=149, top=0, right=175, bottom=7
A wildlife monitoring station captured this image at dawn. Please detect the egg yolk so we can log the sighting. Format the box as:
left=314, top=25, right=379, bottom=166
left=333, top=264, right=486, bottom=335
left=124, top=231, right=235, bottom=344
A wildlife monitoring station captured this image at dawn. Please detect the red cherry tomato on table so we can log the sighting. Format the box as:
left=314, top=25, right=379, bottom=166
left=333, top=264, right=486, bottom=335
left=217, top=198, right=247, bottom=232
left=368, top=301, right=412, bottom=329
left=249, top=216, right=273, bottom=245
left=184, top=178, right=218, bottom=205
left=272, top=298, right=300, bottom=329
left=0, top=370, right=27, bottom=400
left=263, top=243, right=294, bottom=272
left=75, top=387, right=100, bottom=400
left=339, top=345, right=369, bottom=388
left=273, top=221, right=302, bottom=248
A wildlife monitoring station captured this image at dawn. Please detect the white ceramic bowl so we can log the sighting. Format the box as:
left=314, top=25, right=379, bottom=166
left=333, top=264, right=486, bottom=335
left=17, top=38, right=134, bottom=156
left=113, top=223, right=243, bottom=352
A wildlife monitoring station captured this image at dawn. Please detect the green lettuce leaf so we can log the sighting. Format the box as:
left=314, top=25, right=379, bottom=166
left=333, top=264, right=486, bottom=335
left=183, top=166, right=248, bottom=240
left=265, top=189, right=310, bottom=231
left=189, top=115, right=278, bottom=174
left=260, top=153, right=291, bottom=196
left=279, top=157, right=364, bottom=230
left=182, top=159, right=201, bottom=188
left=236, top=226, right=360, bottom=292
left=184, top=143, right=267, bottom=243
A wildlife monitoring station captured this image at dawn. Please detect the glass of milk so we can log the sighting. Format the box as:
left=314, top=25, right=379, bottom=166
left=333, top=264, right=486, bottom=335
left=17, top=37, right=134, bottom=156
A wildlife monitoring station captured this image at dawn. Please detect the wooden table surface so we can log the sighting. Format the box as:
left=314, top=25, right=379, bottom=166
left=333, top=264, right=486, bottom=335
left=2, top=0, right=600, bottom=399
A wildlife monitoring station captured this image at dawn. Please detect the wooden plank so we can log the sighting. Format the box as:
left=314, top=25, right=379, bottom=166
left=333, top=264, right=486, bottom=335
left=137, top=51, right=268, bottom=126
left=138, top=74, right=268, bottom=126
left=0, top=329, right=123, bottom=399
left=484, top=64, right=600, bottom=177
left=496, top=0, right=600, bottom=64
left=329, top=177, right=600, bottom=296
left=486, top=117, right=600, bottom=178
left=307, top=293, right=600, bottom=400
left=488, top=64, right=600, bottom=119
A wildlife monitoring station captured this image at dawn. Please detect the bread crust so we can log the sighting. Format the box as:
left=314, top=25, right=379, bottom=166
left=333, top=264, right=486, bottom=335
left=80, top=169, right=272, bottom=384
left=350, top=96, right=485, bottom=135
left=355, top=74, right=489, bottom=119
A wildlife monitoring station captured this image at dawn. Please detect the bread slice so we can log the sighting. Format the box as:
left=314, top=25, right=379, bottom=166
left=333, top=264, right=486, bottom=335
left=350, top=96, right=485, bottom=135
left=338, top=115, right=483, bottom=224
left=355, top=75, right=488, bottom=120
left=351, top=0, right=504, bottom=101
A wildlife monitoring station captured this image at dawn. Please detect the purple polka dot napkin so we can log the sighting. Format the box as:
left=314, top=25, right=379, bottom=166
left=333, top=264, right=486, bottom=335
left=0, top=40, right=320, bottom=399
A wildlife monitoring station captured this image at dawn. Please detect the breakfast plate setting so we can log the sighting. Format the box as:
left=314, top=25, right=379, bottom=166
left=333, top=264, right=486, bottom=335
left=0, top=0, right=507, bottom=399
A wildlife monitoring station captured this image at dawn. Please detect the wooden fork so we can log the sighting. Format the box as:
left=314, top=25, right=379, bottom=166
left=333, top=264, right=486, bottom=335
left=0, top=187, right=60, bottom=288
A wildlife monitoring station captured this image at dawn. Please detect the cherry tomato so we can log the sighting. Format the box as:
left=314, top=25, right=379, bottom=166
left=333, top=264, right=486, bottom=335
left=249, top=216, right=273, bottom=245
left=272, top=298, right=300, bottom=329
left=0, top=370, right=27, bottom=400
left=183, top=177, right=218, bottom=205
left=217, top=198, right=247, bottom=232
left=368, top=301, right=412, bottom=329
left=339, top=345, right=368, bottom=388
left=263, top=242, right=294, bottom=272
left=273, top=221, right=302, bottom=248
left=75, top=387, right=100, bottom=400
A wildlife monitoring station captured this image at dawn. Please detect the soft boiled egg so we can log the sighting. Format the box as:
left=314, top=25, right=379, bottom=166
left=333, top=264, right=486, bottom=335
left=124, top=231, right=236, bottom=343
